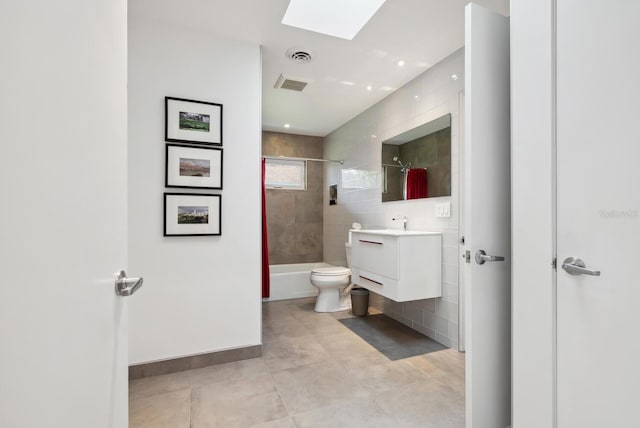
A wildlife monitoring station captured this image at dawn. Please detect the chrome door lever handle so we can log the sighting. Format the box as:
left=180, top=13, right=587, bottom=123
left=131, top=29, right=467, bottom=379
left=561, top=257, right=601, bottom=276
left=115, top=270, right=144, bottom=296
left=475, top=249, right=505, bottom=265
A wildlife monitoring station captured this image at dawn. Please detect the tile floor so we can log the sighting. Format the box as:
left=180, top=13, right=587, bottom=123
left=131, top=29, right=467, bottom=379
left=129, top=298, right=465, bottom=427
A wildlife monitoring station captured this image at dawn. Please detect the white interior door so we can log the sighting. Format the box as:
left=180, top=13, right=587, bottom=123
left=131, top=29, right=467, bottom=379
left=556, top=1, right=640, bottom=426
left=458, top=90, right=467, bottom=352
left=464, top=4, right=511, bottom=428
left=0, top=1, right=130, bottom=427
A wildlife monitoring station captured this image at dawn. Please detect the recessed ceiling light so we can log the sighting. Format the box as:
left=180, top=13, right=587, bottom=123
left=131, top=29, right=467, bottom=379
left=380, top=86, right=395, bottom=92
left=450, top=74, right=459, bottom=80
left=396, top=60, right=405, bottom=67
left=414, top=95, right=420, bottom=100
left=282, top=0, right=387, bottom=40
left=284, top=123, right=291, bottom=128
left=366, top=85, right=373, bottom=91
left=340, top=80, right=356, bottom=86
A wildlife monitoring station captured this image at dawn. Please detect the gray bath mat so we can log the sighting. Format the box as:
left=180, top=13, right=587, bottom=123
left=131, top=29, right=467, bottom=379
left=339, top=314, right=447, bottom=360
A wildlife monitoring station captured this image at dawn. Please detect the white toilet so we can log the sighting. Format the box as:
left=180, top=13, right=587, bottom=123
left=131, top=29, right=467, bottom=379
left=309, top=243, right=353, bottom=312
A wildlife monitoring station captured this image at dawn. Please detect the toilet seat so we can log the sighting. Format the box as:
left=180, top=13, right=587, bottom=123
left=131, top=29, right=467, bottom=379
left=311, top=267, right=351, bottom=277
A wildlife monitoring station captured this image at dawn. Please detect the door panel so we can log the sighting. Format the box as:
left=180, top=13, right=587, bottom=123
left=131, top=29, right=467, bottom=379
left=464, top=4, right=511, bottom=427
left=556, top=1, right=640, bottom=426
left=0, top=1, right=129, bottom=426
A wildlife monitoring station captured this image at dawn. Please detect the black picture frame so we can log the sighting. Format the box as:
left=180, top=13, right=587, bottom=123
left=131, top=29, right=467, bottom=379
left=164, top=193, right=222, bottom=236
left=165, top=144, right=223, bottom=190
left=165, top=96, right=223, bottom=146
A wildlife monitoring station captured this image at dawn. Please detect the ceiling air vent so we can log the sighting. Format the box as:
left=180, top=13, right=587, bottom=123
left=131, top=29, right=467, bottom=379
left=274, top=74, right=310, bottom=92
left=286, top=48, right=313, bottom=63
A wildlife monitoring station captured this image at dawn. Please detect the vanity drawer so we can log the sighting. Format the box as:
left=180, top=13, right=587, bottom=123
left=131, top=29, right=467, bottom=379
left=351, top=267, right=399, bottom=301
left=351, top=234, right=398, bottom=279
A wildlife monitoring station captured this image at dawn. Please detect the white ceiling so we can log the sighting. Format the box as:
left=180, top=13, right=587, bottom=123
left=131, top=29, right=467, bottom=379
left=132, top=0, right=510, bottom=137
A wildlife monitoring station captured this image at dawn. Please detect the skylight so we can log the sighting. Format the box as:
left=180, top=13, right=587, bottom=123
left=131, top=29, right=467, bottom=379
left=282, top=0, right=386, bottom=40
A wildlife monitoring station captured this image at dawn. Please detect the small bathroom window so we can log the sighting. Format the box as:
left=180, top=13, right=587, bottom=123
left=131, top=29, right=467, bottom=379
left=265, top=159, right=307, bottom=190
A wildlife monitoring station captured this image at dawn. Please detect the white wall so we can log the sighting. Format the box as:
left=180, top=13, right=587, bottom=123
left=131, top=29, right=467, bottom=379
left=510, top=0, right=555, bottom=426
left=128, top=15, right=262, bottom=364
left=324, top=49, right=464, bottom=349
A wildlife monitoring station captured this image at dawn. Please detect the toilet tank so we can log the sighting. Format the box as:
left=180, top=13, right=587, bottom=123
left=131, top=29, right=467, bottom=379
left=345, top=242, right=352, bottom=267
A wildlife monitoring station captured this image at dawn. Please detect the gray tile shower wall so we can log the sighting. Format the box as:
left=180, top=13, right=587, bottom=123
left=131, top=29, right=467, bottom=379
left=323, top=49, right=464, bottom=349
left=263, top=131, right=325, bottom=264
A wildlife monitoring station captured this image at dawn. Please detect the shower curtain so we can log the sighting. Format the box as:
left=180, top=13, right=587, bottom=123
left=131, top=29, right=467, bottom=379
left=406, top=168, right=428, bottom=199
left=261, top=159, right=270, bottom=298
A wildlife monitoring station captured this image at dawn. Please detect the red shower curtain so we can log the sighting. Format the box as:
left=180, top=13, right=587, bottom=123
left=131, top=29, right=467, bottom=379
left=261, top=159, right=270, bottom=298
left=406, top=168, right=428, bottom=199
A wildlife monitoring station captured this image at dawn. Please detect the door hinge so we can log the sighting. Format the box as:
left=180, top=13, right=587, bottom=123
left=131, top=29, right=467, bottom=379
left=552, top=258, right=557, bottom=270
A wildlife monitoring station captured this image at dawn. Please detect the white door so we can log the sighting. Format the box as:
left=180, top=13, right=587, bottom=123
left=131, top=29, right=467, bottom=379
left=0, top=1, right=131, bottom=427
left=556, top=1, right=640, bottom=426
left=464, top=4, right=511, bottom=428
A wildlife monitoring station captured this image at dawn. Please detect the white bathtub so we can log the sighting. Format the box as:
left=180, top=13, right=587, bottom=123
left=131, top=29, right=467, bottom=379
left=266, top=262, right=334, bottom=301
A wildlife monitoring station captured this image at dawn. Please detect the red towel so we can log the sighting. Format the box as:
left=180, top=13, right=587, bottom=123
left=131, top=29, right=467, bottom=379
left=406, top=168, right=428, bottom=199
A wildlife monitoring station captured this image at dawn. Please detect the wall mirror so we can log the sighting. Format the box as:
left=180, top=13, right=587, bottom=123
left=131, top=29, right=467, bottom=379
left=381, top=113, right=451, bottom=202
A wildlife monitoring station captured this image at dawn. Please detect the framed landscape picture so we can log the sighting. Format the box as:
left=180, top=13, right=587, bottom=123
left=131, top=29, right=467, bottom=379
left=166, top=144, right=223, bottom=189
left=164, top=193, right=222, bottom=236
left=165, top=97, right=223, bottom=145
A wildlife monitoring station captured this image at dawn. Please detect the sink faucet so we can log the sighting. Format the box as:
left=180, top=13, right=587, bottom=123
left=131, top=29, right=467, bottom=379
left=392, top=216, right=408, bottom=231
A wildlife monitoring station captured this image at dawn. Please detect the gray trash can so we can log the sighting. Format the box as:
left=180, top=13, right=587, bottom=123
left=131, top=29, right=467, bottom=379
left=350, top=287, right=369, bottom=316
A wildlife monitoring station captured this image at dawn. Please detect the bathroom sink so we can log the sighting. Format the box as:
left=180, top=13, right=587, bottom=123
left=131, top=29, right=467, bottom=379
left=352, top=229, right=440, bottom=237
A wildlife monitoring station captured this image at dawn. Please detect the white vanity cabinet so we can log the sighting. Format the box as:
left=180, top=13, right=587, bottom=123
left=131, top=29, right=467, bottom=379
left=350, top=230, right=442, bottom=302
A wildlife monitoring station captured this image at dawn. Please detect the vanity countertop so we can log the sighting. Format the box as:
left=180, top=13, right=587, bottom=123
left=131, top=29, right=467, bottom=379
left=350, top=229, right=441, bottom=237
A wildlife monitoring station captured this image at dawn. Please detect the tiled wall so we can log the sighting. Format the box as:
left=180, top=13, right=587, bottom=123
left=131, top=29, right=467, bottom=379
left=323, top=49, right=464, bottom=349
left=263, top=131, right=324, bottom=264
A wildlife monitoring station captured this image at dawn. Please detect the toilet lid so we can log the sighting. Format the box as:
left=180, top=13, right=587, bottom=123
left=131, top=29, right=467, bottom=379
left=311, top=266, right=351, bottom=276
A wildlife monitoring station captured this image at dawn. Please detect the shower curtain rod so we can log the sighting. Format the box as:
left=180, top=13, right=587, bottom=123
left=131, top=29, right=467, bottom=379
left=262, top=155, right=344, bottom=165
